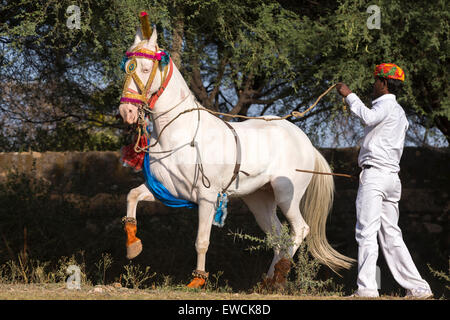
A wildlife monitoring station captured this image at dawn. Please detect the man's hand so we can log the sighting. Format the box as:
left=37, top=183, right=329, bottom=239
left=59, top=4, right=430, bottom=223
left=336, top=82, right=352, bottom=97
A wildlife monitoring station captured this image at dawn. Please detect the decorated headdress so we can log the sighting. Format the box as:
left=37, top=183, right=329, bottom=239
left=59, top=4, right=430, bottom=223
left=119, top=11, right=174, bottom=171
left=374, top=63, right=405, bottom=82
left=119, top=11, right=172, bottom=108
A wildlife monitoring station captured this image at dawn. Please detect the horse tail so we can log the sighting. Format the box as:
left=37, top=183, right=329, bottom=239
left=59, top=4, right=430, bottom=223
left=300, top=148, right=355, bottom=274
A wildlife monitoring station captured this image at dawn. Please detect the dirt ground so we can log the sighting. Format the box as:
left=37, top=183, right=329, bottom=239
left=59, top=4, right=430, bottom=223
left=0, top=283, right=431, bottom=300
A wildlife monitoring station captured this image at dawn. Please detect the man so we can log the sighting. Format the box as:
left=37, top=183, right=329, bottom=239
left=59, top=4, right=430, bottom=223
left=336, top=63, right=433, bottom=298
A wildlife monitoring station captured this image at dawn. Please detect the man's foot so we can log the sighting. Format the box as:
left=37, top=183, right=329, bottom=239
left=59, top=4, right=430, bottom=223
left=405, top=288, right=433, bottom=299
left=349, top=289, right=379, bottom=298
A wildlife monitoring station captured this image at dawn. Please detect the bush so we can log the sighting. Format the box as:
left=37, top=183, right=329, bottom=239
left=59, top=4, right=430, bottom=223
left=229, top=223, right=343, bottom=296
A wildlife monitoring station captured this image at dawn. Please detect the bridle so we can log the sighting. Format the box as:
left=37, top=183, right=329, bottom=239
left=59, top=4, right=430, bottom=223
left=120, top=42, right=173, bottom=111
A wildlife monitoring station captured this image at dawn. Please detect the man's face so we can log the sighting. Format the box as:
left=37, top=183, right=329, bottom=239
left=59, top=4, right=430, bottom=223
left=372, top=77, right=386, bottom=99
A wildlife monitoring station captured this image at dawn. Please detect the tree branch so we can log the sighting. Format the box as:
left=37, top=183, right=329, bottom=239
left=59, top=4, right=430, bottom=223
left=207, top=53, right=229, bottom=111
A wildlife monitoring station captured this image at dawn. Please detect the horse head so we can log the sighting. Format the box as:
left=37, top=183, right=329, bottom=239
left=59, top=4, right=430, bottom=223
left=118, top=12, right=167, bottom=124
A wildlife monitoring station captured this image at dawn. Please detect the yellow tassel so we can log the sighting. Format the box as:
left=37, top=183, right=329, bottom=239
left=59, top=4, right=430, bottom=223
left=139, top=11, right=152, bottom=40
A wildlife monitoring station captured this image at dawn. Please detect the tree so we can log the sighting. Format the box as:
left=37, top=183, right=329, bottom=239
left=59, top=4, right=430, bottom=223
left=0, top=0, right=448, bottom=151
left=0, top=0, right=128, bottom=151
left=308, top=0, right=449, bottom=146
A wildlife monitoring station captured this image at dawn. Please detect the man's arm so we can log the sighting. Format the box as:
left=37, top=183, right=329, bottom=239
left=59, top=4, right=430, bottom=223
left=336, top=83, right=388, bottom=126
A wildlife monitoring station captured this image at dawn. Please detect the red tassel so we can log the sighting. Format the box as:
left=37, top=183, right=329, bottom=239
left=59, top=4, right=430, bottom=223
left=120, top=135, right=147, bottom=171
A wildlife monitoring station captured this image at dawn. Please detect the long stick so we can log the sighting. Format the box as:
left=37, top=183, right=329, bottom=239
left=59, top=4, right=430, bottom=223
left=295, top=168, right=355, bottom=180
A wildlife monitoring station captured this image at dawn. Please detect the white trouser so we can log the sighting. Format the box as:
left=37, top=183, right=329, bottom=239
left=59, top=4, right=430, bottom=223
left=355, top=167, right=431, bottom=293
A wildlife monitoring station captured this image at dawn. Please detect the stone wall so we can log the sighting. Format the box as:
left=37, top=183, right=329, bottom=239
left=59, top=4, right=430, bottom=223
left=1, top=147, right=446, bottom=223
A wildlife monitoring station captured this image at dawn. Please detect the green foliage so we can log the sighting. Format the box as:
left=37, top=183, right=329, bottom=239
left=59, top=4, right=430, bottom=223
left=1, top=0, right=448, bottom=150
left=286, top=242, right=343, bottom=296
left=204, top=270, right=233, bottom=293
left=230, top=223, right=343, bottom=296
left=0, top=251, right=89, bottom=285
left=229, top=223, right=295, bottom=259
left=121, top=261, right=156, bottom=289
left=323, top=1, right=449, bottom=138
left=427, top=260, right=450, bottom=297
left=0, top=256, right=54, bottom=284
left=95, top=253, right=114, bottom=285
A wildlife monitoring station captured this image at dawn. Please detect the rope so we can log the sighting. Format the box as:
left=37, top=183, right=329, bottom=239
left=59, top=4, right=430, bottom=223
left=134, top=83, right=338, bottom=153
left=212, top=83, right=338, bottom=121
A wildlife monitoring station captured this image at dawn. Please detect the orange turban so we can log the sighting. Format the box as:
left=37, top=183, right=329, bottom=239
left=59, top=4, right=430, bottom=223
left=374, top=63, right=405, bottom=82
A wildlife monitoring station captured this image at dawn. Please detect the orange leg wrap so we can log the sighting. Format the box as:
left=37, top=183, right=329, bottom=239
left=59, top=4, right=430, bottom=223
left=124, top=222, right=140, bottom=247
left=187, top=277, right=206, bottom=288
left=187, top=270, right=208, bottom=288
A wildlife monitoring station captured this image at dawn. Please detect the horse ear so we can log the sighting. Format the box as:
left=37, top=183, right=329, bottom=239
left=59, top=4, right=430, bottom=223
left=148, top=27, right=157, bottom=46
left=132, top=27, right=143, bottom=48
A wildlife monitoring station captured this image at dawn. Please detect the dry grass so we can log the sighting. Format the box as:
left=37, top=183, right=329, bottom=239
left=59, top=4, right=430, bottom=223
left=0, top=283, right=425, bottom=300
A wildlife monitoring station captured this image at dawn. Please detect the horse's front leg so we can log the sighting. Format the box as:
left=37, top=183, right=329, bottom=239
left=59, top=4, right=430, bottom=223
left=187, top=198, right=215, bottom=288
left=123, top=183, right=155, bottom=259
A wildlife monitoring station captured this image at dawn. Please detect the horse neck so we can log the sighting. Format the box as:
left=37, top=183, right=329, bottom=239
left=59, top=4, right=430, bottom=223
left=150, top=66, right=203, bottom=148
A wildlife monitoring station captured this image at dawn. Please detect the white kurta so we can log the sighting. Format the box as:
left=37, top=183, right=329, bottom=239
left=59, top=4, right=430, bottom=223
left=345, top=93, right=431, bottom=296
left=346, top=93, right=408, bottom=173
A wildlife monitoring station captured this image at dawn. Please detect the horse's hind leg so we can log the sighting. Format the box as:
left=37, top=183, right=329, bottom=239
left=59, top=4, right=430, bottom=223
left=124, top=183, right=155, bottom=259
left=241, top=186, right=281, bottom=279
left=271, top=177, right=310, bottom=258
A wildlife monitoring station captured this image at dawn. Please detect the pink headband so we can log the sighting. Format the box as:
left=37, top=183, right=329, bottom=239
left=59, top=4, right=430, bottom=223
left=125, top=51, right=166, bottom=61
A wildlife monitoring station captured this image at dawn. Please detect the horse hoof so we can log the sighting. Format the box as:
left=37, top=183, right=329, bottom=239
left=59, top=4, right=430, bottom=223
left=186, top=277, right=206, bottom=289
left=126, top=240, right=142, bottom=259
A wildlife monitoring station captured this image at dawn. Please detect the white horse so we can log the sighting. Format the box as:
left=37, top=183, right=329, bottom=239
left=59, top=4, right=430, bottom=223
left=118, top=23, right=354, bottom=288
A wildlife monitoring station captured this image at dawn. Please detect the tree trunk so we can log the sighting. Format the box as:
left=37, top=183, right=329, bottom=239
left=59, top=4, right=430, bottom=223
left=171, top=10, right=184, bottom=70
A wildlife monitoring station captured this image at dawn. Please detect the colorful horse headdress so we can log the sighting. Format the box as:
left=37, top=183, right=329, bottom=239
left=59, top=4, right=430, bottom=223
left=120, top=11, right=172, bottom=108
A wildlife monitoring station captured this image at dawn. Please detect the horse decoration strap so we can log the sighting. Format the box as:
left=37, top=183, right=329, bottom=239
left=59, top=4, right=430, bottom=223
left=120, top=48, right=171, bottom=108
left=212, top=120, right=244, bottom=227
left=119, top=57, right=172, bottom=172
left=119, top=11, right=172, bottom=171
left=214, top=193, right=228, bottom=227
left=119, top=11, right=171, bottom=109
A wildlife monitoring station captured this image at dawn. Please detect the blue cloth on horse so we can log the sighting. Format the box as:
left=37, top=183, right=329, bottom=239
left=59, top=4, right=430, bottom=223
left=213, top=192, right=228, bottom=227
left=143, top=153, right=198, bottom=209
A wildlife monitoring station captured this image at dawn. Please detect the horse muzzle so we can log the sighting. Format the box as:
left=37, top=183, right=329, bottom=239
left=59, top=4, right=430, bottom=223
left=119, top=103, right=139, bottom=124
